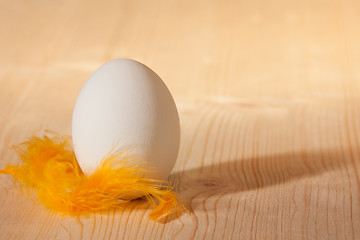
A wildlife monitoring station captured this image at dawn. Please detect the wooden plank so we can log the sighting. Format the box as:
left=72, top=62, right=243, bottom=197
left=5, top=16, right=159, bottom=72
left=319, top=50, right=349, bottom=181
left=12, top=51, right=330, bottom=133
left=0, top=0, right=360, bottom=239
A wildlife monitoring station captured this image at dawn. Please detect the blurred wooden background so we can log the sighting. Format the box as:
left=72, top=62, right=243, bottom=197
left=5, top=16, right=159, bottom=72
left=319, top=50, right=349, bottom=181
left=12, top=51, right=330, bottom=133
left=1, top=0, right=360, bottom=239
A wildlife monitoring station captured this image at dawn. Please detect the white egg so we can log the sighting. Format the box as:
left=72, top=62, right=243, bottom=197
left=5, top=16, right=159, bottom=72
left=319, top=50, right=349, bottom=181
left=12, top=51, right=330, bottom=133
left=72, top=59, right=180, bottom=180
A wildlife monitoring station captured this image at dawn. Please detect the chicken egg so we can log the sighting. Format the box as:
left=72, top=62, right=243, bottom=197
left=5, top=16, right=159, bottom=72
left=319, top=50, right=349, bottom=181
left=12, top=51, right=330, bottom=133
left=72, top=59, right=180, bottom=180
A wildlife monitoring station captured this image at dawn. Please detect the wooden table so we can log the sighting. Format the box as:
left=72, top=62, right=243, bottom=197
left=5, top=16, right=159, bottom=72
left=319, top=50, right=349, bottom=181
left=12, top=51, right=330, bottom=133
left=1, top=0, right=360, bottom=239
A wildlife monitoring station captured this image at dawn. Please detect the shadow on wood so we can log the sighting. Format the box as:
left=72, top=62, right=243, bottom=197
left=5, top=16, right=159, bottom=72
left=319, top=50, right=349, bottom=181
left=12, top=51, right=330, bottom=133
left=170, top=148, right=355, bottom=212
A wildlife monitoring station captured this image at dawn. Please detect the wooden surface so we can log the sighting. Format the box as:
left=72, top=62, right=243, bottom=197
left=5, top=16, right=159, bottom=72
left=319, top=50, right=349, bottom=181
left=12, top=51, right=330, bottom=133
left=1, top=0, right=360, bottom=239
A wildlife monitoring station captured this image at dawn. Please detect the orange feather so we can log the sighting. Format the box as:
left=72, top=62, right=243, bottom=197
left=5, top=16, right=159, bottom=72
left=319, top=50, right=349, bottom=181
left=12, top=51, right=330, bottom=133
left=0, top=136, right=186, bottom=221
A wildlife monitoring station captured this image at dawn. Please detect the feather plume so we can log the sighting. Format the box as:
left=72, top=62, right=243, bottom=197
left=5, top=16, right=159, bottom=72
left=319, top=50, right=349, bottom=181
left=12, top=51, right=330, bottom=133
left=0, top=136, right=186, bottom=221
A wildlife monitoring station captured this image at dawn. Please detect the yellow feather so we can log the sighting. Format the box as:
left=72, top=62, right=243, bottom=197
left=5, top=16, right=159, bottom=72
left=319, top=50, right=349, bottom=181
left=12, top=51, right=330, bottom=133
left=0, top=136, right=186, bottom=221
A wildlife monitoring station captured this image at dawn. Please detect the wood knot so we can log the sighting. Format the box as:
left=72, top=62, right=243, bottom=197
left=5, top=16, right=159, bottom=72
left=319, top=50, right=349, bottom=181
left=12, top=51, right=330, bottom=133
left=194, top=178, right=228, bottom=190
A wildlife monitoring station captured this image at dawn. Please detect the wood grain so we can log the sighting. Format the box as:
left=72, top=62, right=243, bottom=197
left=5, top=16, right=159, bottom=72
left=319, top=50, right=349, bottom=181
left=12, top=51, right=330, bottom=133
left=1, top=0, right=360, bottom=239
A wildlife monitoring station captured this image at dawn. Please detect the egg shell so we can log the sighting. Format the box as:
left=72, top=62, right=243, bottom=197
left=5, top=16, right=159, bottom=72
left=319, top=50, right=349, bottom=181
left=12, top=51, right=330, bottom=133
left=72, top=59, right=180, bottom=180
